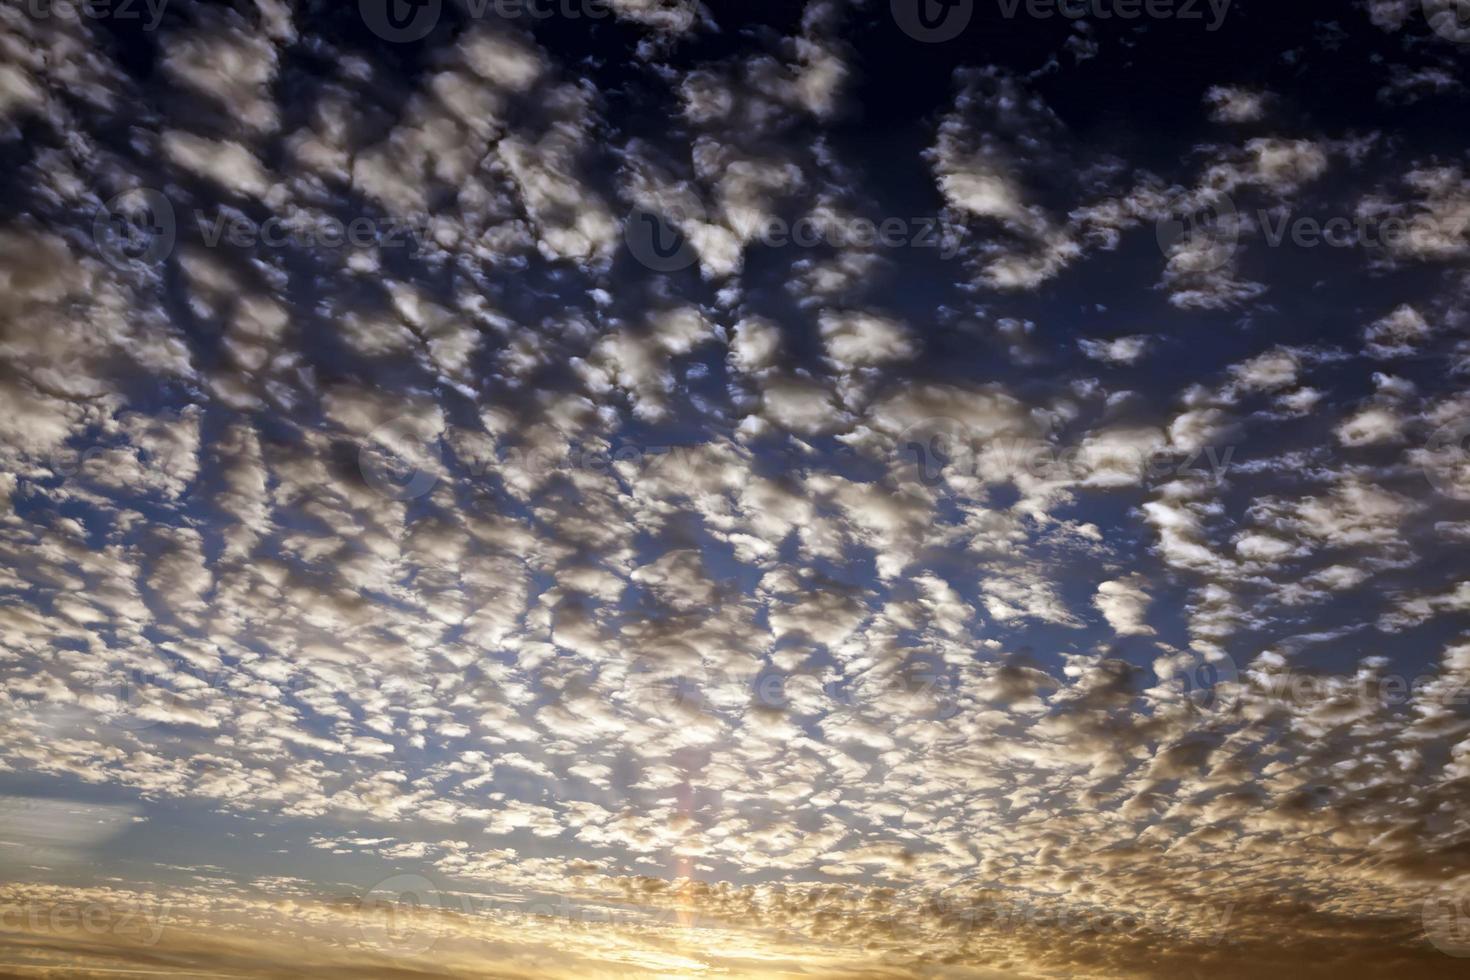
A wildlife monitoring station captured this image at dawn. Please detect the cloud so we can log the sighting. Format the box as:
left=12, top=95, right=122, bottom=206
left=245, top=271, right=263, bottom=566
left=1204, top=85, right=1270, bottom=123
left=819, top=310, right=916, bottom=370
left=1079, top=335, right=1153, bottom=364
left=1094, top=577, right=1157, bottom=636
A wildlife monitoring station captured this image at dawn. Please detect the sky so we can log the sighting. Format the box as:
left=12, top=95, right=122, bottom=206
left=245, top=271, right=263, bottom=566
left=1, top=0, right=1470, bottom=977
